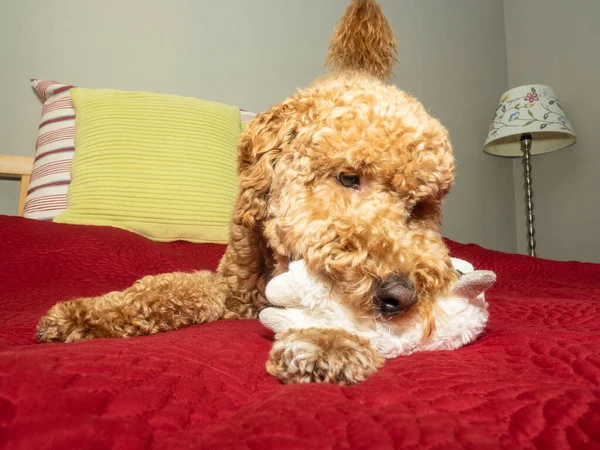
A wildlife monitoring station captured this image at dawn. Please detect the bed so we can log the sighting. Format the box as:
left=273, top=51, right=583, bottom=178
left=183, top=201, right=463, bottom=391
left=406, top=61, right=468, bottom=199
left=1, top=203, right=599, bottom=448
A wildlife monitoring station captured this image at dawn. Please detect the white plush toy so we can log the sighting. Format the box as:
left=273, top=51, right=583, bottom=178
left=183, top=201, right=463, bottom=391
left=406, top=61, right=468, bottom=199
left=259, top=258, right=496, bottom=359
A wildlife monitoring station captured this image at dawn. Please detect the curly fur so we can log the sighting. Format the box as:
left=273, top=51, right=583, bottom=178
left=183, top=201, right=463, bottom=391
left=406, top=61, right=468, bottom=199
left=266, top=328, right=384, bottom=385
left=38, top=271, right=228, bottom=342
left=37, top=0, right=456, bottom=385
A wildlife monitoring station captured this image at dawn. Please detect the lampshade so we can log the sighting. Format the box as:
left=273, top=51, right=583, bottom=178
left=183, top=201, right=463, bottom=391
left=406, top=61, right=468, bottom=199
left=484, top=84, right=576, bottom=157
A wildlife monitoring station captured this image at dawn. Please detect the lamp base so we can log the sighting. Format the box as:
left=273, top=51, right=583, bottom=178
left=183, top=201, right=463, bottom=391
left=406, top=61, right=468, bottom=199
left=520, top=133, right=537, bottom=257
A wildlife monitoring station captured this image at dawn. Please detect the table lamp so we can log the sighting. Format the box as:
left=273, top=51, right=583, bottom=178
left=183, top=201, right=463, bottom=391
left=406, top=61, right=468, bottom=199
left=484, top=84, right=576, bottom=257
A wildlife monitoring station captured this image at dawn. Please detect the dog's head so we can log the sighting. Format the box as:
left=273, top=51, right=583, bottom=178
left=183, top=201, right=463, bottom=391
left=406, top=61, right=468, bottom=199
left=233, top=0, right=456, bottom=336
left=235, top=72, right=455, bottom=335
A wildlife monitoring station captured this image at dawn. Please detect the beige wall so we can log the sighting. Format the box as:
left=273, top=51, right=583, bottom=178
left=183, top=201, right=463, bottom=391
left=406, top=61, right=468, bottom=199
left=0, top=0, right=516, bottom=254
left=504, top=0, right=600, bottom=263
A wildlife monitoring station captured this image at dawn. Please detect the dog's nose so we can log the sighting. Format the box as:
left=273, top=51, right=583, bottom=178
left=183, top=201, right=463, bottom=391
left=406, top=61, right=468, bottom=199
left=376, top=276, right=418, bottom=316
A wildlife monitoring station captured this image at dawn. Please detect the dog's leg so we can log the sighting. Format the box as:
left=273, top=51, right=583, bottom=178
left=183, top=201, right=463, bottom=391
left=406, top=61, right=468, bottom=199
left=37, top=271, right=228, bottom=342
left=266, top=328, right=385, bottom=385
left=37, top=222, right=270, bottom=343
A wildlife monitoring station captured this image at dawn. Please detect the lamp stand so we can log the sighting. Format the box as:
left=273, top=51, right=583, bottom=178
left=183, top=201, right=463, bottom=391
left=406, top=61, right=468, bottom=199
left=520, top=133, right=536, bottom=257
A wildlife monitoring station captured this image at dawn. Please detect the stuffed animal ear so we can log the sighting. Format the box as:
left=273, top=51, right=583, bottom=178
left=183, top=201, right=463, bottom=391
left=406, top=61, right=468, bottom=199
left=259, top=308, right=295, bottom=335
left=452, top=270, right=496, bottom=299
left=265, top=271, right=303, bottom=308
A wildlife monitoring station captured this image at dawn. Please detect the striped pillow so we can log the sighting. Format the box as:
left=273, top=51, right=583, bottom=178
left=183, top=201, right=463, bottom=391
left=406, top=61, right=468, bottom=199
left=24, top=79, right=258, bottom=221
left=23, top=80, right=75, bottom=220
left=240, top=109, right=258, bottom=126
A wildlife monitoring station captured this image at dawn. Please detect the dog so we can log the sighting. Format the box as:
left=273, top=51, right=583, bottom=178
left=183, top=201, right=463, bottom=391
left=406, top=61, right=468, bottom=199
left=37, top=0, right=456, bottom=385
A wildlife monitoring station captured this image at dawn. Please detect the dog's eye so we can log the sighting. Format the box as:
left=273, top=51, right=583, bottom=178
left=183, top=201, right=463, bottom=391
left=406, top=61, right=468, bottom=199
left=337, top=173, right=360, bottom=189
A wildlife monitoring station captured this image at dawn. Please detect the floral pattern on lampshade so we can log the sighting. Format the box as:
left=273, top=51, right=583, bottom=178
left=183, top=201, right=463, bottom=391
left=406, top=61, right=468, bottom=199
left=484, top=84, right=576, bottom=157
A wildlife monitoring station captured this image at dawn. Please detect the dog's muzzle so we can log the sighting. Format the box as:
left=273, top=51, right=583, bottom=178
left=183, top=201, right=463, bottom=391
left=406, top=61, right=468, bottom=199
left=376, top=276, right=418, bottom=316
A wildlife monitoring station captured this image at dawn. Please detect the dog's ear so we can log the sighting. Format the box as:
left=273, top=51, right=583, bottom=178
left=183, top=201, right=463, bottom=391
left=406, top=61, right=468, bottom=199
left=234, top=97, right=303, bottom=228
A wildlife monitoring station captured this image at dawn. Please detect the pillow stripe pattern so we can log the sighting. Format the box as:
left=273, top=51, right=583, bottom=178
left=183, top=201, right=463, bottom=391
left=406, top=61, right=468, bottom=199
left=54, top=88, right=241, bottom=243
left=24, top=79, right=258, bottom=222
left=23, top=80, right=75, bottom=219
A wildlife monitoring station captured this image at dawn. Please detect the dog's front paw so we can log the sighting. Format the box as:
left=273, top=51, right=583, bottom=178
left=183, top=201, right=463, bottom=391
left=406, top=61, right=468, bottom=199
left=37, top=299, right=97, bottom=343
left=266, top=327, right=384, bottom=385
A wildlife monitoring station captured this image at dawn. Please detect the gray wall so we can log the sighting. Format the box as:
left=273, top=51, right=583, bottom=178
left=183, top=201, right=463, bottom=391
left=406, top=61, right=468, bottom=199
left=504, top=0, right=600, bottom=263
left=0, top=0, right=516, bottom=254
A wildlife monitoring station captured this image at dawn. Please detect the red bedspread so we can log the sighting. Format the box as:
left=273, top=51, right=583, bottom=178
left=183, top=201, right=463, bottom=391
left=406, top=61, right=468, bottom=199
left=0, top=215, right=598, bottom=449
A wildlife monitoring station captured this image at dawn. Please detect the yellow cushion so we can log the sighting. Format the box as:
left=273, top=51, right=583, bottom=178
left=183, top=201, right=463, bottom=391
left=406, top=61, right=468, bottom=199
left=53, top=88, right=240, bottom=243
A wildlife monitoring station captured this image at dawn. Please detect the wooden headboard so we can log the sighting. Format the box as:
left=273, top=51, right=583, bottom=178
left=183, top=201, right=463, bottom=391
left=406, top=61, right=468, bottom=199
left=0, top=155, right=34, bottom=216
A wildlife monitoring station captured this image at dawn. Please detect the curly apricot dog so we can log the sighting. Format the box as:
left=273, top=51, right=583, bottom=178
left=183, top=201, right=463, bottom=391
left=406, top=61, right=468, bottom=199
left=37, top=0, right=456, bottom=385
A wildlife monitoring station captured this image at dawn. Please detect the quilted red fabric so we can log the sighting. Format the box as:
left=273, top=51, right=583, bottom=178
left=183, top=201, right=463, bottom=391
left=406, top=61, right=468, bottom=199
left=0, top=215, right=599, bottom=449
